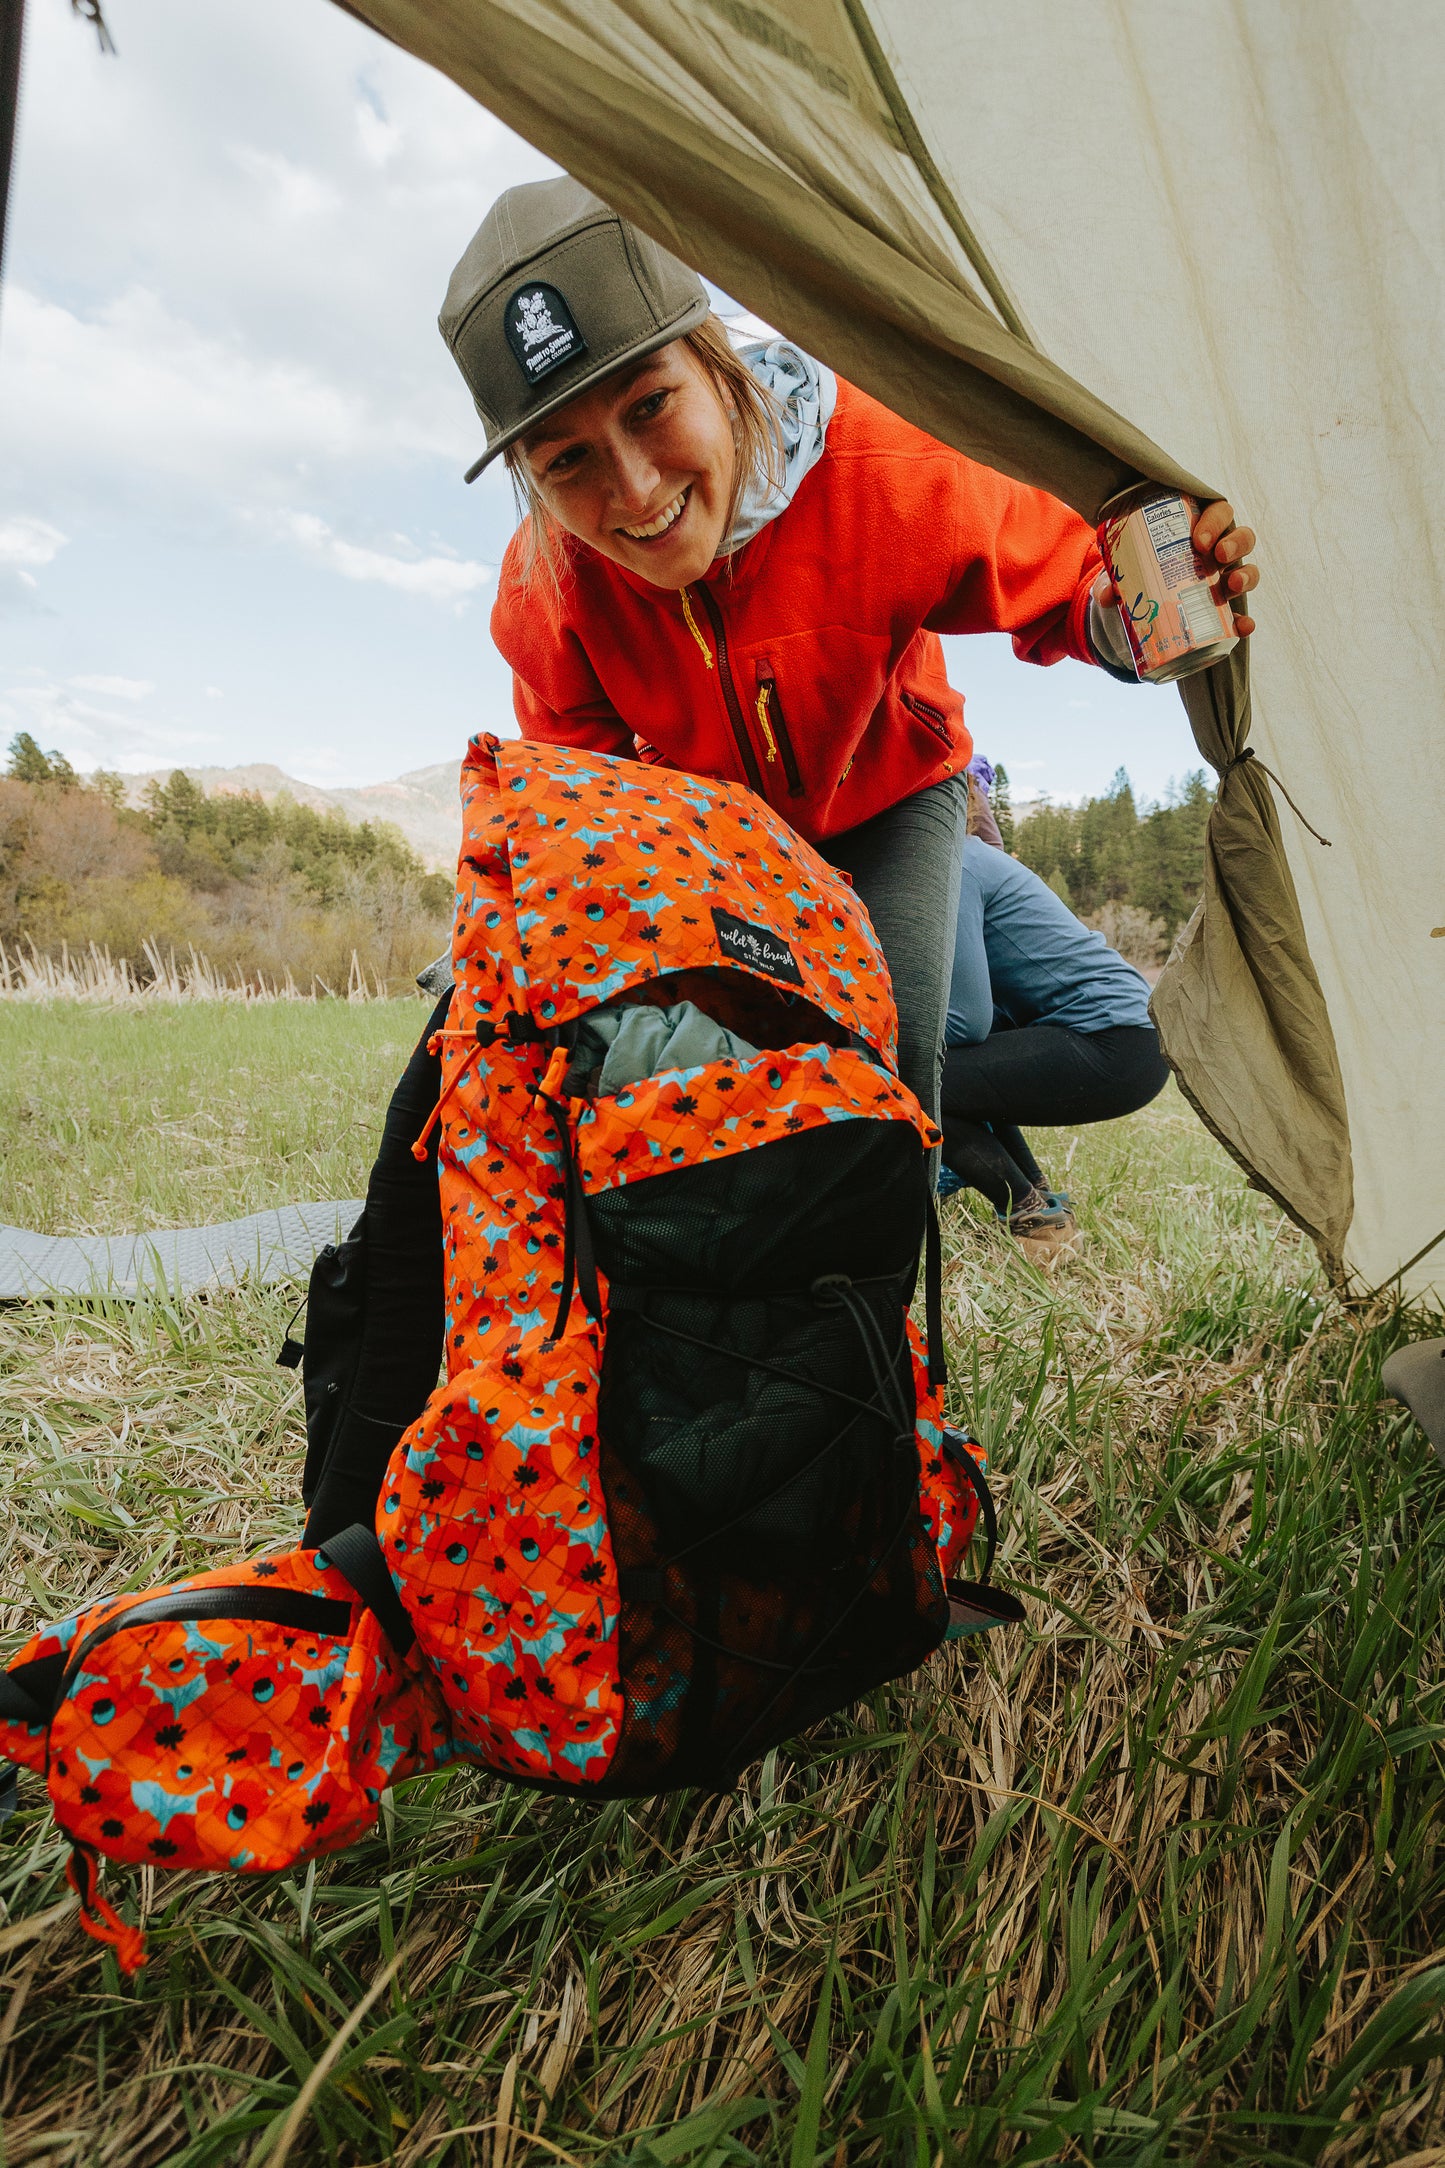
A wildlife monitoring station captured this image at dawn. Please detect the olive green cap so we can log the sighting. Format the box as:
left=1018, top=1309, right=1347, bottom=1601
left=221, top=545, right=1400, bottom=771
left=439, top=177, right=710, bottom=482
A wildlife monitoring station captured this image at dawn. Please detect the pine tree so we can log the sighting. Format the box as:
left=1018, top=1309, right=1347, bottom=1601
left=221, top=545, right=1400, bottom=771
left=991, top=762, right=1015, bottom=850
left=1010, top=767, right=1210, bottom=941
left=144, top=769, right=209, bottom=836
left=6, top=732, right=77, bottom=787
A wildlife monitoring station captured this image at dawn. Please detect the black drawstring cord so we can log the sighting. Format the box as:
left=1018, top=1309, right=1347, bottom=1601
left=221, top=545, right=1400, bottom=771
left=615, top=1296, right=910, bottom=1432
left=1220, top=745, right=1332, bottom=846
left=539, top=1095, right=602, bottom=1343
left=943, top=1430, right=998, bottom=1583
left=924, top=1198, right=947, bottom=1389
left=811, top=1276, right=913, bottom=1440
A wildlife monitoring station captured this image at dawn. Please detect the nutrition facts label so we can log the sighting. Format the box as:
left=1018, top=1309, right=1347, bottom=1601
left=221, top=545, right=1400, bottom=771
left=1154, top=539, right=1196, bottom=590
left=1142, top=496, right=1193, bottom=550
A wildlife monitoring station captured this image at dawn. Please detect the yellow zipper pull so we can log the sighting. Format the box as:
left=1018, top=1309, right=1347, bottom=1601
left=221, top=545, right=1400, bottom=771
left=679, top=586, right=715, bottom=669
left=754, top=682, right=780, bottom=763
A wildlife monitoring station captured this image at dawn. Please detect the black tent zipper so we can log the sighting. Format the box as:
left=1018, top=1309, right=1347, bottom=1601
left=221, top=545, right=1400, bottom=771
left=691, top=584, right=767, bottom=798
left=754, top=664, right=804, bottom=798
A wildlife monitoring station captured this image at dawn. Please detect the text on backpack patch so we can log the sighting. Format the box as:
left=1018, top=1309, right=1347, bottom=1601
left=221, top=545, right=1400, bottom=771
left=709, top=908, right=804, bottom=986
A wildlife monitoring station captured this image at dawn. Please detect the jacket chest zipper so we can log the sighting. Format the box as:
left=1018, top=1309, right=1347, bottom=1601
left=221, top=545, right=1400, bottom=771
left=684, top=584, right=767, bottom=799
left=754, top=663, right=804, bottom=798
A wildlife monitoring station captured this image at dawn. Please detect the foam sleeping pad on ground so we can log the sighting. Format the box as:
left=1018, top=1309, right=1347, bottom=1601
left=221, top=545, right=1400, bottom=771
left=0, top=1201, right=364, bottom=1301
left=1382, top=1339, right=1445, bottom=1461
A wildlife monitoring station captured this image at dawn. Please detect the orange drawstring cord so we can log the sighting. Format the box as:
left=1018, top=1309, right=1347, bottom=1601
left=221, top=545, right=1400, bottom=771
left=410, top=1031, right=485, bottom=1162
left=534, top=1044, right=571, bottom=1109
left=67, top=1846, right=149, bottom=1976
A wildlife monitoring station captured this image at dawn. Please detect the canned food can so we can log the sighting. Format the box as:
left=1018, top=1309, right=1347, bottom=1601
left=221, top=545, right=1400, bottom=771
left=1096, top=487, right=1239, bottom=684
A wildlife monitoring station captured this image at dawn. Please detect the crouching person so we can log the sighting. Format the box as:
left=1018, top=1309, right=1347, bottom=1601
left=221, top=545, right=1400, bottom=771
left=939, top=836, right=1171, bottom=1261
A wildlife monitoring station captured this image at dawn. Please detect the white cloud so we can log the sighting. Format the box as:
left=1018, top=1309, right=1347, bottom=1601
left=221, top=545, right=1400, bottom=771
left=0, top=674, right=219, bottom=770
left=276, top=510, right=493, bottom=603
left=0, top=0, right=551, bottom=780
left=70, top=674, right=155, bottom=700
left=289, top=743, right=348, bottom=779
left=229, top=145, right=343, bottom=221
left=0, top=285, right=376, bottom=504
left=355, top=99, right=402, bottom=170
left=0, top=516, right=67, bottom=568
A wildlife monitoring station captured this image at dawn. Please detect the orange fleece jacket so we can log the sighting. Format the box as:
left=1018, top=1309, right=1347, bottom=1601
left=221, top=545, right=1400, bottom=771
left=491, top=377, right=1104, bottom=844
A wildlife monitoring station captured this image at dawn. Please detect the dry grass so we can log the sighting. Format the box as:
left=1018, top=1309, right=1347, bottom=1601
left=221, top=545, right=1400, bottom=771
left=0, top=938, right=389, bottom=1004
left=0, top=1015, right=1441, bottom=2165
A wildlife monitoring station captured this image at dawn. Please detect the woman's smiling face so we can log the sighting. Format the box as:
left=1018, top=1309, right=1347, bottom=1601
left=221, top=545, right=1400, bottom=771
left=518, top=341, right=738, bottom=588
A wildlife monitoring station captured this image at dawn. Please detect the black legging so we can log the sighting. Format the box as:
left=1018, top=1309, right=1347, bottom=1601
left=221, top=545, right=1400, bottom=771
left=940, top=1022, right=1169, bottom=1214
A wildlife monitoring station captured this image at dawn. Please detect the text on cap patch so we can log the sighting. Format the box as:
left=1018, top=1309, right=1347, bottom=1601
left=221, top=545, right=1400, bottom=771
left=505, top=282, right=587, bottom=385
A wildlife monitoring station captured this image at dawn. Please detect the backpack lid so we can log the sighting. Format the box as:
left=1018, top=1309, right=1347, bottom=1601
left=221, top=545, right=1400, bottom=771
left=483, top=737, right=900, bottom=1062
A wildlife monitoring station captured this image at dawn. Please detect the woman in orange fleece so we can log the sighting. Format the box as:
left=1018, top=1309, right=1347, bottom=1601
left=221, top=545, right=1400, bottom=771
left=438, top=178, right=1257, bottom=1127
left=303, top=180, right=1258, bottom=1528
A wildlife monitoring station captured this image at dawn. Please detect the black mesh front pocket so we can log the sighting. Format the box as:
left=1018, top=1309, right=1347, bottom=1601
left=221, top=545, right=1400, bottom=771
left=586, top=1118, right=947, bottom=1794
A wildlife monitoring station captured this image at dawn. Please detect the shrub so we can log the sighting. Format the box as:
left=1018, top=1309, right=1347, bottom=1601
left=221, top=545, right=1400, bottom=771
left=2, top=739, right=450, bottom=994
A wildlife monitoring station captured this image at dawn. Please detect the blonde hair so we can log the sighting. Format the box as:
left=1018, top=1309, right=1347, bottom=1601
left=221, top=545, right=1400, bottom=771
left=503, top=315, right=786, bottom=594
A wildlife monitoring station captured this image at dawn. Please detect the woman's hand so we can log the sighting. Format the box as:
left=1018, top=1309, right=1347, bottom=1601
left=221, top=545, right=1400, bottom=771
left=1099, top=496, right=1261, bottom=637
left=1191, top=499, right=1259, bottom=636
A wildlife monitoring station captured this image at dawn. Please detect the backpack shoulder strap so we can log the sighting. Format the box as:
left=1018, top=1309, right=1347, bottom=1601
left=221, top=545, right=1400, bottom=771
left=317, top=1524, right=415, bottom=1657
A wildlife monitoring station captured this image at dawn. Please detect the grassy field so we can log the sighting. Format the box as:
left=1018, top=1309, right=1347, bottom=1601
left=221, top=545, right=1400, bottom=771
left=0, top=1002, right=1441, bottom=2166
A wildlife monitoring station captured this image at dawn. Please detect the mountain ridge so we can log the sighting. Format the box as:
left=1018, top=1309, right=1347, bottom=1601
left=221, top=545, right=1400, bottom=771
left=115, top=757, right=471, bottom=871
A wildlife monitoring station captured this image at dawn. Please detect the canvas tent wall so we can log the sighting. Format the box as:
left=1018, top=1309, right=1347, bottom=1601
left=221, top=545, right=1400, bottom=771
left=331, top=0, right=1441, bottom=1304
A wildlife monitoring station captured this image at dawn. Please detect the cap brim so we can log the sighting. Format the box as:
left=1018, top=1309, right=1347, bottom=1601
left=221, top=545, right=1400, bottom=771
left=462, top=292, right=711, bottom=483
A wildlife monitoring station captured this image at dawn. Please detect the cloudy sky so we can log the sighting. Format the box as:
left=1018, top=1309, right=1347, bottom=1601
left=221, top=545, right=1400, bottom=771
left=1, top=0, right=1199, bottom=801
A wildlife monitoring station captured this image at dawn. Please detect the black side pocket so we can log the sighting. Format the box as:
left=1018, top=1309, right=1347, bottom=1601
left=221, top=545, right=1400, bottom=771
left=299, top=989, right=452, bottom=1540
left=298, top=1222, right=368, bottom=1509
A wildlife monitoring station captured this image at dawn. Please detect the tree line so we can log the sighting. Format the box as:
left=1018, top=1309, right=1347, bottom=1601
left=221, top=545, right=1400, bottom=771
left=993, top=763, right=1211, bottom=966
left=2, top=730, right=1213, bottom=991
left=1, top=734, right=451, bottom=994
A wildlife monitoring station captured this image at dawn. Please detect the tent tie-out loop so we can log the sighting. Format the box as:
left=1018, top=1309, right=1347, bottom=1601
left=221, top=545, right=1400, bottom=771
left=1220, top=747, right=1332, bottom=847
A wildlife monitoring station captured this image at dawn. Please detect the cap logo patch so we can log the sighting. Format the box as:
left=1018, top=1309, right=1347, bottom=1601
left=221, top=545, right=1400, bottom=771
left=505, top=282, right=586, bottom=385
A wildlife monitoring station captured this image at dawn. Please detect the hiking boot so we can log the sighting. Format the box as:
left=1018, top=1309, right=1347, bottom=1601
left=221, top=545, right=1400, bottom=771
left=999, top=1186, right=1080, bottom=1264
left=936, top=1163, right=964, bottom=1200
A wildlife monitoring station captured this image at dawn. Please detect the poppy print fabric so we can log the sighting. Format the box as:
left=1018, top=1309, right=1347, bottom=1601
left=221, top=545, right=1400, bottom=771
left=0, top=1547, right=453, bottom=1873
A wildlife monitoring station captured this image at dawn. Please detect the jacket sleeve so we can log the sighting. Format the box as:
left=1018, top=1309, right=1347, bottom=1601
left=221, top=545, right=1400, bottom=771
left=490, top=540, right=636, bottom=758
left=922, top=453, right=1104, bottom=669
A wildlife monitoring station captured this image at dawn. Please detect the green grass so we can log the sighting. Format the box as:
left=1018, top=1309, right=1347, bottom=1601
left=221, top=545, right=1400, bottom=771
left=0, top=1002, right=429, bottom=1234
left=1, top=1005, right=1442, bottom=2166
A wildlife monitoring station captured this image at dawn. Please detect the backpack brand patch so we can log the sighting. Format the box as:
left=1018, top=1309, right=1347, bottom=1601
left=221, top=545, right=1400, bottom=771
left=505, top=282, right=586, bottom=385
left=710, top=907, right=804, bottom=985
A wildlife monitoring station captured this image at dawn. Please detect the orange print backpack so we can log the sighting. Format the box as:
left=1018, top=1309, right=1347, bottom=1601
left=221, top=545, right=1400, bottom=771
left=0, top=734, right=1017, bottom=1967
